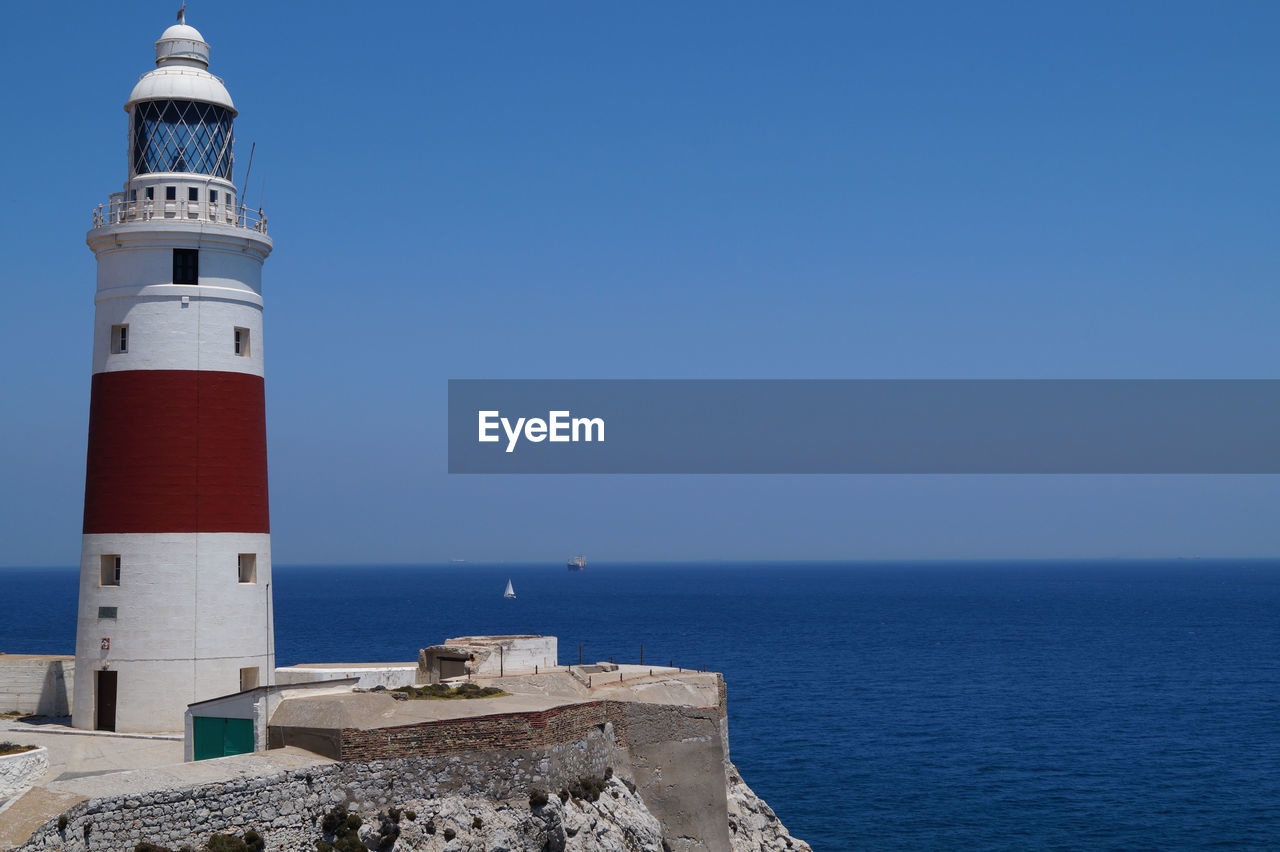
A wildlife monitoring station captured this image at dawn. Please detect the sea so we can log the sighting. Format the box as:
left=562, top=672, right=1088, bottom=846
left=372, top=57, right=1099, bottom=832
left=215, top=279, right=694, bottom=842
left=4, top=559, right=1279, bottom=850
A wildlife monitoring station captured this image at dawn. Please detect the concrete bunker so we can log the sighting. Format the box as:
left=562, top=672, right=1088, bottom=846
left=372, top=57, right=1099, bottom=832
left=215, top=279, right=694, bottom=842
left=418, top=635, right=557, bottom=683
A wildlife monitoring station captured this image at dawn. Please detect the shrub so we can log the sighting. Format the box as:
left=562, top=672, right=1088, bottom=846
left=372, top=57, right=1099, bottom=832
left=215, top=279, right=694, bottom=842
left=206, top=835, right=248, bottom=852
left=243, top=830, right=265, bottom=852
left=0, top=741, right=35, bottom=756
left=443, top=827, right=456, bottom=841
left=320, top=806, right=347, bottom=835
left=393, top=683, right=508, bottom=700
left=405, top=810, right=417, bottom=821
left=472, top=816, right=483, bottom=829
left=425, top=819, right=436, bottom=835
left=135, top=844, right=172, bottom=852
left=371, top=811, right=400, bottom=850
left=57, top=815, right=68, bottom=832
left=388, top=807, right=401, bottom=823
left=314, top=844, right=333, bottom=852
left=569, top=775, right=607, bottom=803
left=558, top=789, right=570, bottom=803
left=318, top=805, right=365, bottom=851
left=529, top=789, right=549, bottom=808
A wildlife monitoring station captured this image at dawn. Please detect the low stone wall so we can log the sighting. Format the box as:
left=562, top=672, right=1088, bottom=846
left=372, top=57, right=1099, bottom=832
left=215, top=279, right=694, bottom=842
left=0, top=656, right=73, bottom=717
left=0, top=746, right=49, bottom=801
left=18, top=730, right=614, bottom=852
left=275, top=665, right=418, bottom=690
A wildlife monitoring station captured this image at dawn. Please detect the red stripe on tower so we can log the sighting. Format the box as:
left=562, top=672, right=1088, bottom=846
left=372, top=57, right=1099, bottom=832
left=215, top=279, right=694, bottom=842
left=82, top=370, right=270, bottom=534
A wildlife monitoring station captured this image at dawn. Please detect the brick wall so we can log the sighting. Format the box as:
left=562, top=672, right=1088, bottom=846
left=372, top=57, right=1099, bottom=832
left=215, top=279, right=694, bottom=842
left=333, top=698, right=725, bottom=762
left=338, top=701, right=609, bottom=761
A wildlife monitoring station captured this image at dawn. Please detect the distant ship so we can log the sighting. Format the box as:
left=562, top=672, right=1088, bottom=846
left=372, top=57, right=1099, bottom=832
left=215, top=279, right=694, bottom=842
left=503, top=579, right=516, bottom=599
left=567, top=556, right=586, bottom=572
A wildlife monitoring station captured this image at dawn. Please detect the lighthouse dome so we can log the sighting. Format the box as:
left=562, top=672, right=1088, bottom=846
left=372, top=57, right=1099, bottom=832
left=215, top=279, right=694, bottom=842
left=127, top=67, right=235, bottom=113
left=159, top=23, right=205, bottom=42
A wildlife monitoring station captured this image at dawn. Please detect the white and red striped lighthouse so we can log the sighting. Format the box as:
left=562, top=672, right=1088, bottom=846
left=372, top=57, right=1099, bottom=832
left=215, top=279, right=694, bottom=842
left=72, top=15, right=274, bottom=733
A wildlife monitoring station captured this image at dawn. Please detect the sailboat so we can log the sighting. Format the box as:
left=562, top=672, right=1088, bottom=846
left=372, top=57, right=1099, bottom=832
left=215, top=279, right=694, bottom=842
left=503, top=579, right=516, bottom=599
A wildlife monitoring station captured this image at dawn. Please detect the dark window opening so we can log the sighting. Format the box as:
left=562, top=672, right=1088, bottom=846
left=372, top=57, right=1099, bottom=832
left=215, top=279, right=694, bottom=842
left=165, top=186, right=176, bottom=201
left=210, top=190, right=218, bottom=203
left=173, top=249, right=199, bottom=285
left=129, top=189, right=137, bottom=202
left=145, top=187, right=154, bottom=200
left=188, top=187, right=199, bottom=202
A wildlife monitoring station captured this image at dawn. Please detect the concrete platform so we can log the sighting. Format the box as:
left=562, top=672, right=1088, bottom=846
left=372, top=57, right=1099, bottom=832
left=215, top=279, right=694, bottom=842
left=0, top=719, right=184, bottom=847
left=269, top=666, right=722, bottom=732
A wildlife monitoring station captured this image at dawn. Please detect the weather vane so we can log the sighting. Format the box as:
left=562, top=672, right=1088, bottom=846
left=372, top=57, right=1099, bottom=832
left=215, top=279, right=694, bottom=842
left=177, top=2, right=186, bottom=24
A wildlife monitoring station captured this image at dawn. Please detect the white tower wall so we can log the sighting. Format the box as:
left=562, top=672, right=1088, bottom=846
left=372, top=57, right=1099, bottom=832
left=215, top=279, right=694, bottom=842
left=73, top=18, right=276, bottom=734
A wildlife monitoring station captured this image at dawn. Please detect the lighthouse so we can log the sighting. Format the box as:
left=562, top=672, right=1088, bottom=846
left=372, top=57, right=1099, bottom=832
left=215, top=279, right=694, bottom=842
left=72, top=15, right=274, bottom=733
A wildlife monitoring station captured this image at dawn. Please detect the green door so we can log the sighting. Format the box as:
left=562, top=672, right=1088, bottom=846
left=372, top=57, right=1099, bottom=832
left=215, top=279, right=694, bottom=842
left=193, top=716, right=255, bottom=760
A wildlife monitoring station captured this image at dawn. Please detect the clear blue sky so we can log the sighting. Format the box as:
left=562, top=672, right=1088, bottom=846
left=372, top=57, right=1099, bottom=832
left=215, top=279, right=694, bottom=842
left=2, top=2, right=1277, bottom=566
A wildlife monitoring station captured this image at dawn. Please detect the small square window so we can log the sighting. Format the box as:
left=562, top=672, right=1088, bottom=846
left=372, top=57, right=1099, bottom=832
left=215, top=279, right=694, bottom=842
left=100, top=555, right=121, bottom=586
left=129, top=189, right=137, bottom=202
left=188, top=187, right=199, bottom=202
left=165, top=186, right=176, bottom=201
left=145, top=187, right=154, bottom=201
left=239, top=666, right=260, bottom=691
left=110, top=324, right=128, bottom=354
left=97, top=606, right=118, bottom=620
left=173, top=249, right=199, bottom=285
left=234, top=327, right=250, bottom=357
left=238, top=553, right=257, bottom=584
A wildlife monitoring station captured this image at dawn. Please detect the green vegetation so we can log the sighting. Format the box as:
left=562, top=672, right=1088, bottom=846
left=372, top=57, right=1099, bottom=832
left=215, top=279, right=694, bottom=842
left=206, top=831, right=264, bottom=852
left=318, top=806, right=364, bottom=852
left=369, top=811, right=401, bottom=850
left=567, top=775, right=609, bottom=803
left=0, top=741, right=36, bottom=756
left=393, top=683, right=508, bottom=700
left=472, top=816, right=483, bottom=829
left=529, top=788, right=550, bottom=808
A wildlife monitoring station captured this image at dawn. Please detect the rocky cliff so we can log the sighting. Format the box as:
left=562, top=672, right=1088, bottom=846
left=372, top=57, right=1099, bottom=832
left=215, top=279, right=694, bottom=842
left=14, top=761, right=809, bottom=851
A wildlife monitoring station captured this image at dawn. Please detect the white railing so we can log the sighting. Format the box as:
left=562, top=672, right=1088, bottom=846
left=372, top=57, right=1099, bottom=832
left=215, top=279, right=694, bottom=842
left=92, top=193, right=267, bottom=234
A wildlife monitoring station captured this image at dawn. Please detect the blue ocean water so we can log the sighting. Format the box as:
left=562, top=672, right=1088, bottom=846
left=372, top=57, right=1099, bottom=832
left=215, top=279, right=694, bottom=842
left=4, top=560, right=1279, bottom=849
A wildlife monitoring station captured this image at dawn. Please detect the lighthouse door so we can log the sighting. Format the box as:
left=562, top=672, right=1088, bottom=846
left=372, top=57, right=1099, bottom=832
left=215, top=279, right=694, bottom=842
left=95, top=670, right=118, bottom=731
